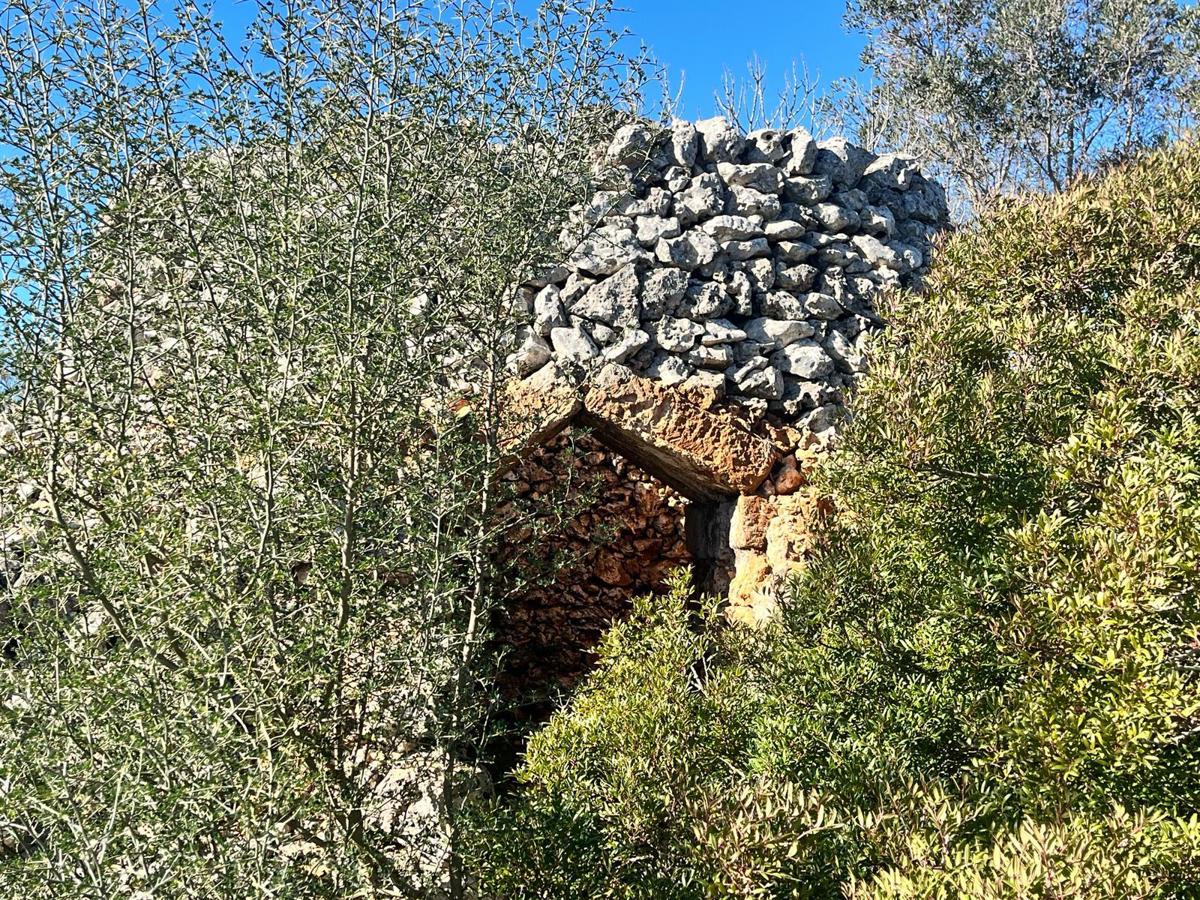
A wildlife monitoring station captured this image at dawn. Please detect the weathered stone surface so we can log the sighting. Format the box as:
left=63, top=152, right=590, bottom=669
left=784, top=174, right=833, bottom=204
left=775, top=262, right=818, bottom=291
left=667, top=120, right=699, bottom=168
left=731, top=494, right=773, bottom=550
left=770, top=341, right=835, bottom=379
left=533, top=284, right=568, bottom=335
left=803, top=292, right=844, bottom=320
left=702, top=319, right=747, bottom=345
left=603, top=328, right=650, bottom=364
left=725, top=185, right=782, bottom=218
left=744, top=258, right=776, bottom=293
left=498, top=361, right=584, bottom=466
left=743, top=317, right=814, bottom=349
left=636, top=215, right=682, bottom=246
left=567, top=223, right=648, bottom=275
left=765, top=491, right=821, bottom=572
left=783, top=127, right=818, bottom=175
left=765, top=219, right=807, bottom=241
left=606, top=123, right=656, bottom=166
left=647, top=316, right=704, bottom=352
left=688, top=343, right=733, bottom=370
left=823, top=327, right=867, bottom=373
left=758, top=291, right=807, bottom=319
left=677, top=281, right=731, bottom=319
left=775, top=240, right=815, bottom=262
left=851, top=233, right=901, bottom=269
left=580, top=364, right=779, bottom=499
left=722, top=238, right=771, bottom=261
left=702, top=214, right=763, bottom=241
left=676, top=173, right=727, bottom=225
left=812, top=202, right=859, bottom=233
left=645, top=353, right=693, bottom=386
left=618, top=188, right=673, bottom=217
left=717, top=162, right=785, bottom=194
left=863, top=153, right=919, bottom=191
left=812, top=137, right=875, bottom=188
left=508, top=327, right=552, bottom=377
left=734, top=364, right=783, bottom=400
left=640, top=268, right=689, bottom=320
left=550, top=322, right=599, bottom=363
left=569, top=263, right=641, bottom=327
left=770, top=454, right=808, bottom=495
left=656, top=230, right=720, bottom=269
left=695, top=116, right=746, bottom=163
left=726, top=551, right=775, bottom=626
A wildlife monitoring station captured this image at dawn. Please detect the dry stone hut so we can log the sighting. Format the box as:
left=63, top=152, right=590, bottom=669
left=496, top=117, right=948, bottom=700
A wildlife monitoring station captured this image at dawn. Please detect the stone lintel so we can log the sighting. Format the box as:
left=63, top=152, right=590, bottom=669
left=578, top=364, right=779, bottom=502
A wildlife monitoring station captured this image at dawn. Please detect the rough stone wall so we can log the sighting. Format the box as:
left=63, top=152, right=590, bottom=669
left=508, top=117, right=948, bottom=441
left=495, top=431, right=689, bottom=715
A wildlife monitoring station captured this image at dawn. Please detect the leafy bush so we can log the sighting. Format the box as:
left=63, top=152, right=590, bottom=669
left=470, top=142, right=1200, bottom=897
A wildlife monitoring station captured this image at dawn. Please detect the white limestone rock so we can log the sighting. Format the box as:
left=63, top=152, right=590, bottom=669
left=676, top=281, right=731, bottom=320
left=770, top=341, right=836, bottom=380
left=722, top=238, right=771, bottom=261
left=725, top=185, right=782, bottom=218
left=783, top=174, right=833, bottom=205
left=640, top=268, right=689, bottom=320
left=812, top=137, right=875, bottom=188
left=803, top=292, right=845, bottom=320
left=646, top=352, right=695, bottom=385
left=774, top=262, right=818, bottom=292
left=550, top=323, right=599, bottom=363
left=734, top=363, right=784, bottom=400
left=676, top=173, right=728, bottom=225
left=716, top=162, right=785, bottom=194
left=743, top=317, right=815, bottom=350
left=702, top=319, right=747, bottom=345
left=758, top=290, right=806, bottom=319
left=765, top=219, right=808, bottom=241
left=646, top=317, right=704, bottom=353
left=533, top=284, right=568, bottom=335
left=605, top=123, right=657, bottom=166
left=656, top=230, right=720, bottom=270
left=508, top=327, right=552, bottom=377
left=636, top=215, right=682, bottom=246
left=695, top=116, right=746, bottom=164
left=862, top=153, right=919, bottom=191
left=812, top=202, right=859, bottom=233
left=569, top=263, right=641, bottom=327
left=603, top=328, right=651, bottom=364
left=702, top=214, right=764, bottom=242
left=745, top=128, right=788, bottom=164
left=567, top=223, right=648, bottom=275
left=783, top=127, right=818, bottom=175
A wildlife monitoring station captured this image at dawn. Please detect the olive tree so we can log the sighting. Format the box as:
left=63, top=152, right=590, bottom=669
left=845, top=0, right=1200, bottom=213
left=0, top=0, right=638, bottom=896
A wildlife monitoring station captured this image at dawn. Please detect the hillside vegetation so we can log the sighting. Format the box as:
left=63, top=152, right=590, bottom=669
left=468, top=142, right=1200, bottom=898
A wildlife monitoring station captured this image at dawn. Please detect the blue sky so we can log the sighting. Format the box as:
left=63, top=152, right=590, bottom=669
left=207, top=0, right=867, bottom=122
left=616, top=1, right=867, bottom=119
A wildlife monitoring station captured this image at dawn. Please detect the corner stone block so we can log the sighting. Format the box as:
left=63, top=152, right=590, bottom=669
left=730, top=494, right=774, bottom=551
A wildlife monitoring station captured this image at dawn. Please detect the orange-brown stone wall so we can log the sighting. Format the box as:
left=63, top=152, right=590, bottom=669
left=494, top=429, right=689, bottom=719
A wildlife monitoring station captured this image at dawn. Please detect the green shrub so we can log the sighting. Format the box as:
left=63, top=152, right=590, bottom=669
left=469, top=142, right=1200, bottom=897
